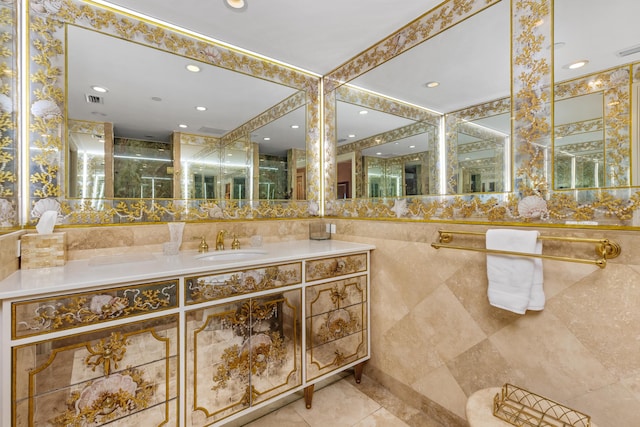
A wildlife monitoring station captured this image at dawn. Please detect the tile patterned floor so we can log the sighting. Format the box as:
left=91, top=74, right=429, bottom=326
left=226, top=374, right=446, bottom=427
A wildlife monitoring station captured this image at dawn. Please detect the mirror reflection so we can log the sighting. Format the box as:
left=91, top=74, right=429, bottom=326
left=336, top=0, right=510, bottom=198
left=554, top=93, right=604, bottom=189
left=66, top=24, right=306, bottom=202
left=450, top=110, right=510, bottom=194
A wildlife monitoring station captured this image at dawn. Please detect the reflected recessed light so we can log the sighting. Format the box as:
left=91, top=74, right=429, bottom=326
left=290, top=125, right=299, bottom=129
left=91, top=85, right=108, bottom=93
left=376, top=152, right=382, bottom=155
left=348, top=134, right=356, bottom=138
left=228, top=153, right=233, bottom=157
left=409, top=145, right=415, bottom=149
left=359, top=110, right=368, bottom=115
left=178, top=124, right=188, bottom=128
left=224, top=0, right=247, bottom=11
left=186, top=64, right=201, bottom=72
left=565, top=60, right=589, bottom=70
left=425, top=81, right=439, bottom=88
left=263, top=137, right=270, bottom=141
left=195, top=106, right=207, bottom=111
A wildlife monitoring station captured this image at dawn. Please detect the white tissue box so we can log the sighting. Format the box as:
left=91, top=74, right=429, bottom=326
left=20, top=232, right=67, bottom=269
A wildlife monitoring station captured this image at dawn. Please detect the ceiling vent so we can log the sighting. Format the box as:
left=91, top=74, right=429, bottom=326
left=85, top=94, right=104, bottom=104
left=616, top=44, right=640, bottom=57
left=198, top=126, right=226, bottom=135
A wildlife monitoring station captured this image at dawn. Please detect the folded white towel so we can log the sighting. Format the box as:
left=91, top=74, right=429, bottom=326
left=486, top=229, right=543, bottom=314
left=527, top=241, right=545, bottom=311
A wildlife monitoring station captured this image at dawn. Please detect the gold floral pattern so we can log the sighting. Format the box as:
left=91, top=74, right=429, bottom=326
left=13, top=280, right=177, bottom=338
left=0, top=3, right=15, bottom=208
left=51, top=368, right=156, bottom=426
left=186, top=263, right=302, bottom=303
left=305, top=254, right=367, bottom=281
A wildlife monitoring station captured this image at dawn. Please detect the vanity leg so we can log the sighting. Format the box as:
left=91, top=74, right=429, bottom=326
left=304, top=384, right=314, bottom=409
left=354, top=362, right=365, bottom=384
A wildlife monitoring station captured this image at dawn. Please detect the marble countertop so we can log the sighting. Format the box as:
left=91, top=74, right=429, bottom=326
left=0, top=239, right=375, bottom=300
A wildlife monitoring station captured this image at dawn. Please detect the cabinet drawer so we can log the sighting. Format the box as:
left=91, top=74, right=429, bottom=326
left=12, top=279, right=178, bottom=339
left=185, top=262, right=302, bottom=304
left=185, top=289, right=302, bottom=426
left=13, top=315, right=179, bottom=427
left=306, top=275, right=368, bottom=381
left=305, top=253, right=367, bottom=282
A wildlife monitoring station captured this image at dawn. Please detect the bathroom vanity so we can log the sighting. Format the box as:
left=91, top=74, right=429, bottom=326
left=0, top=239, right=374, bottom=426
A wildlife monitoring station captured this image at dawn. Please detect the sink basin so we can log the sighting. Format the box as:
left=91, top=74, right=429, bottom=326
left=194, top=248, right=268, bottom=262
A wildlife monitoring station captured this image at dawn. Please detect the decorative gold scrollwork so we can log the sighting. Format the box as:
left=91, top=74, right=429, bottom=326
left=85, top=332, right=129, bottom=376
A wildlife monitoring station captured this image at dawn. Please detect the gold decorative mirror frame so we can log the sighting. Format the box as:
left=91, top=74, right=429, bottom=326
left=22, top=0, right=321, bottom=226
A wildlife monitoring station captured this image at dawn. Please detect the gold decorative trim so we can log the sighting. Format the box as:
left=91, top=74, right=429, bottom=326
left=185, top=262, right=302, bottom=303
left=305, top=253, right=367, bottom=282
left=12, top=279, right=178, bottom=338
left=190, top=291, right=301, bottom=423
left=14, top=315, right=177, bottom=426
left=0, top=2, right=17, bottom=228
left=306, top=277, right=367, bottom=379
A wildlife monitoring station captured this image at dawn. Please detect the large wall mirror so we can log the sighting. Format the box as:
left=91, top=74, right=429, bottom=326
left=326, top=0, right=640, bottom=226
left=26, top=0, right=320, bottom=224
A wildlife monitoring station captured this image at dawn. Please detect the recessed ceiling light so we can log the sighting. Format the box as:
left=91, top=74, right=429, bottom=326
left=178, top=124, right=188, bottom=128
left=409, top=145, right=416, bottom=149
left=565, top=60, right=589, bottom=70
left=376, top=152, right=382, bottom=155
left=359, top=110, right=368, bottom=115
left=263, top=137, right=270, bottom=141
left=195, top=106, right=207, bottom=111
left=224, top=0, right=247, bottom=11
left=290, top=125, right=299, bottom=129
left=151, top=96, right=162, bottom=102
left=186, top=64, right=201, bottom=72
left=425, top=81, right=439, bottom=88
left=91, top=85, right=108, bottom=93
left=348, top=134, right=356, bottom=138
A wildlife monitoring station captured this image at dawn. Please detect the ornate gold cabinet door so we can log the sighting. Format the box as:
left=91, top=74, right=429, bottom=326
left=12, top=315, right=179, bottom=426
left=186, top=289, right=302, bottom=426
left=305, top=274, right=368, bottom=381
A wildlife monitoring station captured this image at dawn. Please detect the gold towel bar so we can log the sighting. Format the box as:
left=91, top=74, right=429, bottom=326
left=431, top=229, right=621, bottom=269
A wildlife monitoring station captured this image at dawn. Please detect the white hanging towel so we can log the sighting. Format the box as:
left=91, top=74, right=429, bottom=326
left=486, top=229, right=544, bottom=314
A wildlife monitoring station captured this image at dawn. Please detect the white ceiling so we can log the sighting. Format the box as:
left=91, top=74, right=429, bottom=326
left=96, top=0, right=444, bottom=75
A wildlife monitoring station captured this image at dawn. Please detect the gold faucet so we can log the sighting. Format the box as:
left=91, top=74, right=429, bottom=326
left=216, top=230, right=226, bottom=251
left=231, top=233, right=240, bottom=250
left=198, top=236, right=208, bottom=253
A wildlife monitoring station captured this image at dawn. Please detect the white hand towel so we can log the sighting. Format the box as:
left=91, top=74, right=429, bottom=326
left=486, top=229, right=541, bottom=314
left=527, top=241, right=545, bottom=310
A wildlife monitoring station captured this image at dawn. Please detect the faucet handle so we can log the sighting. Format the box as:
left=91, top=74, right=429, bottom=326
left=231, top=234, right=240, bottom=250
left=198, top=236, right=208, bottom=253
